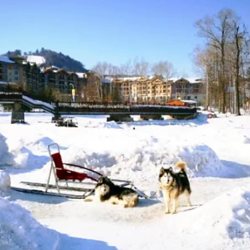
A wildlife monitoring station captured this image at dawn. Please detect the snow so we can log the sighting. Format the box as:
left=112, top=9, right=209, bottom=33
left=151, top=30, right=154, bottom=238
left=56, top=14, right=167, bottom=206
left=22, top=95, right=55, bottom=110
left=26, top=55, right=46, bottom=66
left=0, top=112, right=250, bottom=250
left=0, top=56, right=15, bottom=64
left=75, top=72, right=87, bottom=79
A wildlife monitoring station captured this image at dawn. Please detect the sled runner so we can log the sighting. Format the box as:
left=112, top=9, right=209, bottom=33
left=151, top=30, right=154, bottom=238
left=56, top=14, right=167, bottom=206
left=12, top=143, right=148, bottom=199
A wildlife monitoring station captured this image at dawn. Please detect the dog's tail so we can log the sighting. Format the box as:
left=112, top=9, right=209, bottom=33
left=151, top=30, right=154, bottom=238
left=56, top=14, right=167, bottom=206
left=175, top=161, right=187, bottom=173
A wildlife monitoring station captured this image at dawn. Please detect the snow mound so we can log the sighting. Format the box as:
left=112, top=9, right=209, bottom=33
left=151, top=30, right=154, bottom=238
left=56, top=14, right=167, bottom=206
left=83, top=120, right=122, bottom=129
left=178, top=144, right=225, bottom=177
left=104, top=121, right=123, bottom=129
left=47, top=140, right=233, bottom=185
left=243, top=136, right=250, bottom=144
left=0, top=171, right=10, bottom=191
left=3, top=137, right=28, bottom=168
left=0, top=133, right=15, bottom=167
left=30, top=137, right=55, bottom=151
left=188, top=184, right=250, bottom=242
left=0, top=198, right=59, bottom=250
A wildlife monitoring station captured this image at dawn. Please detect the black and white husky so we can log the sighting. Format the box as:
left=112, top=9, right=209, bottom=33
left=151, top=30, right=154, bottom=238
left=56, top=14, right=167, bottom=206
left=84, top=177, right=139, bottom=208
left=159, top=161, right=192, bottom=214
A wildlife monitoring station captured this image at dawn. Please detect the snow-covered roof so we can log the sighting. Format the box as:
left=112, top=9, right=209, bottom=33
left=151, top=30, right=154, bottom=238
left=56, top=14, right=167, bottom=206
left=0, top=81, right=17, bottom=85
left=25, top=55, right=46, bottom=66
left=75, top=72, right=87, bottom=79
left=181, top=99, right=197, bottom=104
left=102, top=77, right=114, bottom=84
left=121, top=76, right=142, bottom=81
left=0, top=56, right=15, bottom=64
left=172, top=77, right=202, bottom=84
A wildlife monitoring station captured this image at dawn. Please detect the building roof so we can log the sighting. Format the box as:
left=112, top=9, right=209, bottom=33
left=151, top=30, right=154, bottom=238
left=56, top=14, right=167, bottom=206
left=25, top=55, right=46, bottom=66
left=171, top=77, right=202, bottom=84
left=75, top=72, right=88, bottom=79
left=0, top=56, right=15, bottom=64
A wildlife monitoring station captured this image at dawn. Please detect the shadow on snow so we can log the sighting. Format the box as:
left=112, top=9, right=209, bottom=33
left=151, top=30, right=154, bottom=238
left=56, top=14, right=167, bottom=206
left=59, top=233, right=118, bottom=250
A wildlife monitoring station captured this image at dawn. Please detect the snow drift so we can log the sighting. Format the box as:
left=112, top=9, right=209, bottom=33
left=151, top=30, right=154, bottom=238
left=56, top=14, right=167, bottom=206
left=0, top=197, right=59, bottom=250
left=0, top=133, right=15, bottom=167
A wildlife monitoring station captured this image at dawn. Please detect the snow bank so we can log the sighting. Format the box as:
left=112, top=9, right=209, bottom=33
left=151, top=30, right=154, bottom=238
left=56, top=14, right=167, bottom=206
left=184, top=184, right=250, bottom=248
left=82, top=120, right=122, bottom=129
left=28, top=136, right=56, bottom=151
left=244, top=136, right=250, bottom=144
left=0, top=133, right=15, bottom=167
left=0, top=197, right=59, bottom=250
left=0, top=171, right=10, bottom=191
left=44, top=138, right=231, bottom=186
left=1, top=135, right=28, bottom=168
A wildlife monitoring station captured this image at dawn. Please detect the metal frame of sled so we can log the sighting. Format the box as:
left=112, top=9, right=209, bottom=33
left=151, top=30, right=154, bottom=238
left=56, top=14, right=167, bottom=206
left=46, top=143, right=142, bottom=198
left=12, top=143, right=148, bottom=199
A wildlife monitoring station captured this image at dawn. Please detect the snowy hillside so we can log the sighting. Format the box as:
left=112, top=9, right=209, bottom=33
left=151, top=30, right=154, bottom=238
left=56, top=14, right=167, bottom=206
left=26, top=55, right=46, bottom=66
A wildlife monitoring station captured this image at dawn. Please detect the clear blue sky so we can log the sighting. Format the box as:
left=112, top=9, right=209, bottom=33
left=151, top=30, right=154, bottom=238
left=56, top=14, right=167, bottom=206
left=1, top=0, right=249, bottom=76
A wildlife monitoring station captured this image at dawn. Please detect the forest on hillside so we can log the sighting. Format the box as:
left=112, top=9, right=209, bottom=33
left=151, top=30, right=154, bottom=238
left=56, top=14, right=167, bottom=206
left=3, top=48, right=87, bottom=72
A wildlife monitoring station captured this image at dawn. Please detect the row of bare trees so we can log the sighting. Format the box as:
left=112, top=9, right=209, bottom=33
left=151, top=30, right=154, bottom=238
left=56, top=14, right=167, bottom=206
left=92, top=58, right=177, bottom=80
left=193, top=8, right=250, bottom=114
left=81, top=59, right=178, bottom=103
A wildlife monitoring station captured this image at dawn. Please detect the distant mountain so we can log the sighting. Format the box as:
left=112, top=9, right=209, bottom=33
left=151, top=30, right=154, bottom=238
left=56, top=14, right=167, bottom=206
left=3, top=48, right=88, bottom=72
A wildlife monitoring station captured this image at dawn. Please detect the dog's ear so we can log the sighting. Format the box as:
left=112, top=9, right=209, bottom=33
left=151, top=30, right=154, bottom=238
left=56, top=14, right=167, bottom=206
left=159, top=167, right=165, bottom=176
left=97, top=177, right=104, bottom=184
left=168, top=167, right=173, bottom=172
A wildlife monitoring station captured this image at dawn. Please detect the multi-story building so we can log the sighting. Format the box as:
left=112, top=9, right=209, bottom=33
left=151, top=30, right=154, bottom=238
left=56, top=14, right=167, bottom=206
left=0, top=56, right=12, bottom=83
left=110, top=76, right=172, bottom=103
left=8, top=56, right=25, bottom=85
left=23, top=62, right=43, bottom=94
left=170, top=78, right=204, bottom=104
left=102, top=76, right=204, bottom=104
left=42, top=66, right=87, bottom=101
left=0, top=56, right=88, bottom=101
left=0, top=56, right=25, bottom=90
left=1, top=55, right=205, bottom=104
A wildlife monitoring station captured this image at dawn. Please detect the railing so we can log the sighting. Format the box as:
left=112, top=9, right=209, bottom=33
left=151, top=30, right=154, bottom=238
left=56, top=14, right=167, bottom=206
left=0, top=92, right=197, bottom=116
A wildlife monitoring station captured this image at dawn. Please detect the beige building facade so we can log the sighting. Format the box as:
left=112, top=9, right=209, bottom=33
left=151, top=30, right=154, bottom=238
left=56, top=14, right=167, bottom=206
left=114, top=76, right=172, bottom=103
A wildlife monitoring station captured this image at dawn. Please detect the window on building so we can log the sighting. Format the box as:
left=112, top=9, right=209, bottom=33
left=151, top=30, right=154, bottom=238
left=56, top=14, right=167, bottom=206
left=195, top=96, right=197, bottom=99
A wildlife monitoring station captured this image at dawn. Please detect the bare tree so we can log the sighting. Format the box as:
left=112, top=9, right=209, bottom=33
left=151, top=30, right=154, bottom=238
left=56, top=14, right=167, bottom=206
left=120, top=59, right=133, bottom=76
left=132, top=57, right=150, bottom=76
left=195, top=8, right=235, bottom=113
left=231, top=22, right=247, bottom=115
left=192, top=45, right=221, bottom=107
left=92, top=62, right=109, bottom=76
left=83, top=72, right=101, bottom=102
left=151, top=61, right=176, bottom=80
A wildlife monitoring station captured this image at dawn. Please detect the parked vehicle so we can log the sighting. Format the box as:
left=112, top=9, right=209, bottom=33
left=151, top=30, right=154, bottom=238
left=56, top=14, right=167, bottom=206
left=55, top=117, right=78, bottom=127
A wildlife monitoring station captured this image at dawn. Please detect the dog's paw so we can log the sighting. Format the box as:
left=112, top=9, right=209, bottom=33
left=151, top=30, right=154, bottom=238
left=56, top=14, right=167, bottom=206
left=171, top=210, right=177, bottom=214
left=164, top=210, right=170, bottom=214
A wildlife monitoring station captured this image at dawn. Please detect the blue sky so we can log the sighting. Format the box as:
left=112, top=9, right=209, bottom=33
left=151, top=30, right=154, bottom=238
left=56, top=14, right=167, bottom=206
left=1, top=0, right=249, bottom=76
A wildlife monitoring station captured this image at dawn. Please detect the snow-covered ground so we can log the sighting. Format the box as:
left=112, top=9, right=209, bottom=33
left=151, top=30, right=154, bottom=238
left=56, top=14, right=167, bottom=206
left=0, top=112, right=250, bottom=250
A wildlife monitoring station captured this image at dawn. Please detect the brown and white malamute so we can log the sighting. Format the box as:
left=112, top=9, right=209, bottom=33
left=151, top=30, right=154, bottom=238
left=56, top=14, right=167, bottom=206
left=159, top=161, right=192, bottom=214
left=84, top=177, right=139, bottom=208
